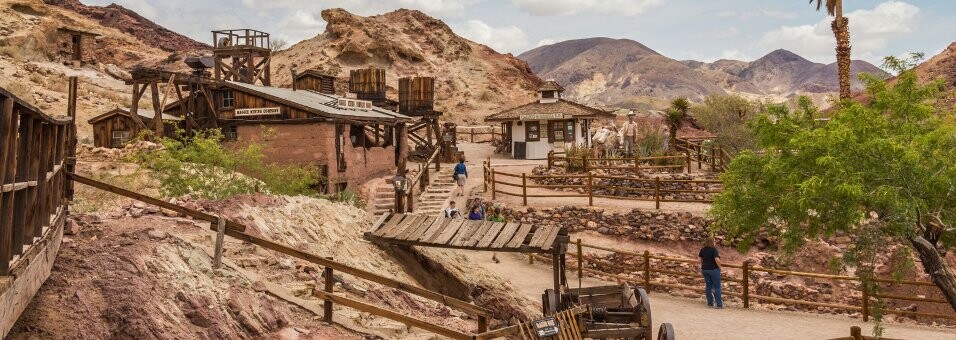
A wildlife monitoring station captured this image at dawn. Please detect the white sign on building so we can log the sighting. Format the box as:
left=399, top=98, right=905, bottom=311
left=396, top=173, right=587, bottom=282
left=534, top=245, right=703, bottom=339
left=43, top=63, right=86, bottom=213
left=235, top=107, right=281, bottom=116
left=519, top=113, right=566, bottom=120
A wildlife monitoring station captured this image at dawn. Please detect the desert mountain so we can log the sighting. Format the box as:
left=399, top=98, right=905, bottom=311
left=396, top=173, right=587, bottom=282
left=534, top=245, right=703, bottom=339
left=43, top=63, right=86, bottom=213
left=521, top=38, right=889, bottom=108
left=270, top=8, right=542, bottom=122
left=44, top=0, right=208, bottom=52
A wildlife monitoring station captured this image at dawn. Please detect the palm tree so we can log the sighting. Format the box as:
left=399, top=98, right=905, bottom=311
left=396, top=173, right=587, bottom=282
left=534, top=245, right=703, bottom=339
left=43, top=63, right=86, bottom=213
left=665, top=97, right=690, bottom=143
left=810, top=0, right=851, bottom=101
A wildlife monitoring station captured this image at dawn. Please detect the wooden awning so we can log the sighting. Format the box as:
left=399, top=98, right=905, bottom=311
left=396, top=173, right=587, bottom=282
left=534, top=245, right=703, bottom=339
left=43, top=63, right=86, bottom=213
left=364, top=213, right=565, bottom=253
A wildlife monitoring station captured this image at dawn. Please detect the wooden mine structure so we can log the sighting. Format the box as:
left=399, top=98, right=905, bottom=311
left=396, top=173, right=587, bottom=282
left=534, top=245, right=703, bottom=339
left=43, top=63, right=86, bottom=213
left=212, top=29, right=272, bottom=86
left=293, top=69, right=335, bottom=94
left=366, top=213, right=675, bottom=339
left=398, top=76, right=446, bottom=157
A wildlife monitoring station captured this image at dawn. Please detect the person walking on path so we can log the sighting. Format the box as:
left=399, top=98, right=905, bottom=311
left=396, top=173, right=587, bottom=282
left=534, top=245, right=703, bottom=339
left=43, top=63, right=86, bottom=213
left=620, top=111, right=639, bottom=157
left=699, top=236, right=723, bottom=309
left=444, top=200, right=462, bottom=219
left=454, top=158, right=468, bottom=196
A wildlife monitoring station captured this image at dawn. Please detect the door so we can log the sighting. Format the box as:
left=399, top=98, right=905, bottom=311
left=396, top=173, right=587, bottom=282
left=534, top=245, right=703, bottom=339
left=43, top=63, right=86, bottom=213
left=71, top=34, right=82, bottom=61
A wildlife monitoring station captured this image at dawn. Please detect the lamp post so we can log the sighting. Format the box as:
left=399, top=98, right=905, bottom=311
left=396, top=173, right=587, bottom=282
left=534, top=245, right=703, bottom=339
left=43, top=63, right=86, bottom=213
left=391, top=172, right=408, bottom=213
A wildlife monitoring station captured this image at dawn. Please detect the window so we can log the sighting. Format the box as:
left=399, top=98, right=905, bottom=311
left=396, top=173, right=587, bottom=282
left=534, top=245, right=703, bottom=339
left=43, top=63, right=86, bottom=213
left=542, top=90, right=555, bottom=99
left=221, top=90, right=235, bottom=108
left=526, top=121, right=540, bottom=141
left=222, top=125, right=238, bottom=141
left=565, top=121, right=575, bottom=142
left=111, top=130, right=131, bottom=147
left=550, top=121, right=565, bottom=142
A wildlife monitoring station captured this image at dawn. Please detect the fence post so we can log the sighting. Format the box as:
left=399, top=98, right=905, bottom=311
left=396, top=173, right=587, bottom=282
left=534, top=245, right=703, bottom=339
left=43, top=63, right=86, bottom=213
left=654, top=177, right=661, bottom=210
left=547, top=150, right=553, bottom=170
left=696, top=144, right=702, bottom=168
left=471, top=130, right=475, bottom=143
left=634, top=154, right=640, bottom=174
left=483, top=162, right=488, bottom=192
left=643, top=250, right=651, bottom=291
left=587, top=172, right=593, bottom=206
left=709, top=144, right=716, bottom=170
left=576, top=239, right=583, bottom=280
left=323, top=265, right=334, bottom=322
left=717, top=145, right=724, bottom=170
left=582, top=154, right=589, bottom=172
left=491, top=168, right=497, bottom=200
left=743, top=261, right=750, bottom=308
left=421, top=164, right=428, bottom=192
left=212, top=216, right=226, bottom=269
left=862, top=280, right=870, bottom=322
left=685, top=148, right=692, bottom=174
left=850, top=326, right=863, bottom=340
left=529, top=253, right=534, bottom=264
left=521, top=173, right=528, bottom=206
left=406, top=185, right=415, bottom=212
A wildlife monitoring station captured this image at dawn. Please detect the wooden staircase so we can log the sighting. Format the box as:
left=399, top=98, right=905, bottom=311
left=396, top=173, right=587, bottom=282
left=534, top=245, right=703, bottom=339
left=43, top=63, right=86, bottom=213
left=369, top=183, right=396, bottom=216
left=415, top=167, right=456, bottom=215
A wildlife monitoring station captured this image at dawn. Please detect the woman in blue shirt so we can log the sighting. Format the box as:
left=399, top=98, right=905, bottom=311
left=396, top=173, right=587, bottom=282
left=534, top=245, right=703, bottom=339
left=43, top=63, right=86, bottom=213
left=454, top=159, right=467, bottom=196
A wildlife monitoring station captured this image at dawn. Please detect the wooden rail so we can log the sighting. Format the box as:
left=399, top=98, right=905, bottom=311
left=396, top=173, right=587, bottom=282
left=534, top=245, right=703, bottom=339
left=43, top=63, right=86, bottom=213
left=456, top=126, right=501, bottom=143
left=69, top=173, right=501, bottom=338
left=547, top=151, right=692, bottom=174
left=405, top=145, right=442, bottom=213
left=484, top=163, right=721, bottom=209
left=550, top=239, right=956, bottom=323
left=0, top=84, right=74, bottom=276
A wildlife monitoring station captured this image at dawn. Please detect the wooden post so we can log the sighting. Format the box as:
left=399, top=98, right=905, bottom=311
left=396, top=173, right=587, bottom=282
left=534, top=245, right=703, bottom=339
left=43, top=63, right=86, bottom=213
left=483, top=162, right=488, bottom=192
left=528, top=253, right=534, bottom=264
left=717, top=145, right=724, bottom=170
left=587, top=172, right=593, bottom=206
left=654, top=177, right=661, bottom=210
left=421, top=164, right=429, bottom=192
left=696, top=144, right=702, bottom=168
left=643, top=250, right=651, bottom=291
left=582, top=154, right=588, bottom=172
left=0, top=97, right=14, bottom=276
left=521, top=173, right=527, bottom=206
left=213, top=216, right=226, bottom=269
left=634, top=154, right=639, bottom=174
left=743, top=261, right=750, bottom=308
left=547, top=150, right=553, bottom=170
left=685, top=148, right=692, bottom=174
left=478, top=316, right=488, bottom=333
left=709, top=144, right=716, bottom=170
left=850, top=326, right=863, bottom=340
left=576, top=239, right=583, bottom=280
left=324, top=265, right=334, bottom=323
left=406, top=185, right=415, bottom=213
left=491, top=168, right=496, bottom=200
left=470, top=129, right=475, bottom=143
left=862, top=280, right=869, bottom=322
left=552, top=249, right=562, bottom=306
left=66, top=77, right=77, bottom=202
left=150, top=82, right=164, bottom=138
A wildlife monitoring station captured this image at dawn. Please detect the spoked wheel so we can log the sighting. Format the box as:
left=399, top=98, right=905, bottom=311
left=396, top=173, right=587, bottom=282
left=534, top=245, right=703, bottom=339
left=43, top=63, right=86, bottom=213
left=634, top=287, right=652, bottom=340
left=657, top=323, right=675, bottom=340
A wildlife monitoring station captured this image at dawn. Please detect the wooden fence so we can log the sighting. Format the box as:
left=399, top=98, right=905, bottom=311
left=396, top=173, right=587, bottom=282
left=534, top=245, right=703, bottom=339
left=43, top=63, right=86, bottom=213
left=483, top=162, right=721, bottom=209
left=673, top=138, right=732, bottom=173
left=404, top=146, right=442, bottom=212
left=528, top=240, right=956, bottom=324
left=69, top=173, right=527, bottom=339
left=456, top=125, right=501, bottom=143
left=547, top=151, right=692, bottom=174
left=0, top=81, right=75, bottom=277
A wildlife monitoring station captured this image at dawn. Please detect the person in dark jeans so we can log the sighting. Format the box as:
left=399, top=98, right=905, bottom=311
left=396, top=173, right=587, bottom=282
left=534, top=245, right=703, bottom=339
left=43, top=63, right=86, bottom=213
left=699, top=236, right=723, bottom=309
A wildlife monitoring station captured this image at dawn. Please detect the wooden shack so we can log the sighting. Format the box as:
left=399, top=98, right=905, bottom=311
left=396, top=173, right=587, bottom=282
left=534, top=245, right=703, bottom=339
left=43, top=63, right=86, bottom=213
left=485, top=81, right=614, bottom=159
left=88, top=108, right=182, bottom=147
left=210, top=81, right=412, bottom=193
left=56, top=27, right=99, bottom=65
left=293, top=70, right=335, bottom=95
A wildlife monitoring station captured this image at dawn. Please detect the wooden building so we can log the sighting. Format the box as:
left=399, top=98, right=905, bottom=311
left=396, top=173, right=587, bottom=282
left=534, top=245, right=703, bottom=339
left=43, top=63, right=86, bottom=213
left=55, top=27, right=99, bottom=65
left=293, top=69, right=335, bottom=94
left=211, top=81, right=412, bottom=193
left=88, top=108, right=182, bottom=148
left=485, top=81, right=613, bottom=159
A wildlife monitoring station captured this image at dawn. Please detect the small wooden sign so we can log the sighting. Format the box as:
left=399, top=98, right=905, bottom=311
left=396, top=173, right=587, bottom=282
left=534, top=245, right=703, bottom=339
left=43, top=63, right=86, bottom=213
left=520, top=113, right=566, bottom=121
left=235, top=107, right=281, bottom=116
left=532, top=317, right=560, bottom=337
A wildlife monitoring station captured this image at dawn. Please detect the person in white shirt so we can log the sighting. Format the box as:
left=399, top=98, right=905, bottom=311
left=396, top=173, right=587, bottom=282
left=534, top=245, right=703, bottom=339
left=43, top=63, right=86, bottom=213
left=620, top=111, right=639, bottom=156
left=444, top=200, right=462, bottom=219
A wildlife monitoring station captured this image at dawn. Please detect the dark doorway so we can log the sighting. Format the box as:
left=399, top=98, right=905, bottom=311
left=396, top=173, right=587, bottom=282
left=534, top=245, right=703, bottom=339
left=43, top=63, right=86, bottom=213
left=71, top=34, right=81, bottom=61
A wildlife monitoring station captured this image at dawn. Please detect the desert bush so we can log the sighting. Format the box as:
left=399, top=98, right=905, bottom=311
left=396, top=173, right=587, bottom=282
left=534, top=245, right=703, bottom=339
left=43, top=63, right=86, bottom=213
left=330, top=189, right=365, bottom=209
left=133, top=129, right=323, bottom=199
left=633, top=126, right=664, bottom=158
left=692, top=94, right=763, bottom=153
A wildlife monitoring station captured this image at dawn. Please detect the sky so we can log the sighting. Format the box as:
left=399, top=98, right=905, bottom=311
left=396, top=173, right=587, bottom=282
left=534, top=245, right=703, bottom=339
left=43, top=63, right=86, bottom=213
left=83, top=0, right=956, bottom=65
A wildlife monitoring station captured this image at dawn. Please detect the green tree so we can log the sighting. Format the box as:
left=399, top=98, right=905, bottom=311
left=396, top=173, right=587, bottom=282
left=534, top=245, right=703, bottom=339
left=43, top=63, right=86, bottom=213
left=809, top=0, right=852, bottom=100
left=692, top=94, right=763, bottom=153
left=710, top=55, right=956, bottom=314
left=664, top=97, right=690, bottom=143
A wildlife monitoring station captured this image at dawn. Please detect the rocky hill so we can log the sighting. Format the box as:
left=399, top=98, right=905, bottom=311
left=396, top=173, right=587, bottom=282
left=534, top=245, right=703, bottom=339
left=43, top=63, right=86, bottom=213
left=521, top=38, right=890, bottom=109
left=44, top=0, right=209, bottom=52
left=270, top=8, right=542, bottom=123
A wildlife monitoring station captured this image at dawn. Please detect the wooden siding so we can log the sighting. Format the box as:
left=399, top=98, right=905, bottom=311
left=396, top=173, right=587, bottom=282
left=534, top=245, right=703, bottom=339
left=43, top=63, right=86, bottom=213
left=349, top=68, right=386, bottom=101
left=217, top=90, right=315, bottom=121
left=398, top=77, right=434, bottom=115
left=294, top=74, right=335, bottom=95
left=91, top=115, right=177, bottom=148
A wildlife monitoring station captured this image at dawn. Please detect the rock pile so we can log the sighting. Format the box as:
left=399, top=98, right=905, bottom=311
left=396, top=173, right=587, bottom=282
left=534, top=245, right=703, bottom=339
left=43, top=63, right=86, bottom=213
left=500, top=205, right=720, bottom=243
left=529, top=166, right=722, bottom=202
left=77, top=140, right=161, bottom=162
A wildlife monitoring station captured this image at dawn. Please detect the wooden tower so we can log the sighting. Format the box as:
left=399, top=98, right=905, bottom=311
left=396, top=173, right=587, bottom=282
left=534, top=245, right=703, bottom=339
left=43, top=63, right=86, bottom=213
left=212, top=29, right=271, bottom=86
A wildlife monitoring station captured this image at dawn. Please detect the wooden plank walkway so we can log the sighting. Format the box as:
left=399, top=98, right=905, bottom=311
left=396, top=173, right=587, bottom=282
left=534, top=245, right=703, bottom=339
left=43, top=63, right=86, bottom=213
left=365, top=213, right=565, bottom=253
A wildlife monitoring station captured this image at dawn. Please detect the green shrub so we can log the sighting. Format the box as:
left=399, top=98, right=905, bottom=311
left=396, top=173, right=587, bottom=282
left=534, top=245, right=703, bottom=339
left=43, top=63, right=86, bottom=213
left=133, top=129, right=323, bottom=199
left=330, top=189, right=365, bottom=209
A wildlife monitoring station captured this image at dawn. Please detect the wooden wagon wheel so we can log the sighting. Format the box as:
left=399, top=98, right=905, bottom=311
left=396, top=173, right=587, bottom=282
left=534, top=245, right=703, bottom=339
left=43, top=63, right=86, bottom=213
left=657, top=323, right=675, bottom=340
left=634, top=287, right=652, bottom=340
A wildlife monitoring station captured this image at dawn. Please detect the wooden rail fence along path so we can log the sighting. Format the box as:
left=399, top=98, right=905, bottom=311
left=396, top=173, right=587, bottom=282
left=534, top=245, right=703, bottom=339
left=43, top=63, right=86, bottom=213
left=485, top=161, right=722, bottom=209
left=532, top=239, right=956, bottom=323
left=0, top=79, right=77, bottom=337
left=456, top=125, right=501, bottom=143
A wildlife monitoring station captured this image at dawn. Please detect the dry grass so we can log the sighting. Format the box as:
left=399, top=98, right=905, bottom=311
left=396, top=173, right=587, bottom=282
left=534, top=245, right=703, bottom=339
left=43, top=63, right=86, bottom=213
left=72, top=169, right=157, bottom=214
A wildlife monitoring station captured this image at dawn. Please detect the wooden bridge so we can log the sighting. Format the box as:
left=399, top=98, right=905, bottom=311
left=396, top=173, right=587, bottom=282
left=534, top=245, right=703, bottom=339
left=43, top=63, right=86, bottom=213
left=365, top=213, right=566, bottom=253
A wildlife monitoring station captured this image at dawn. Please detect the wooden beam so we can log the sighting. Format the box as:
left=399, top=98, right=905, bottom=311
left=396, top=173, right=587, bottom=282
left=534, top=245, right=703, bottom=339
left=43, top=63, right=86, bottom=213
left=150, top=82, right=163, bottom=138
left=128, top=84, right=148, bottom=129
left=0, top=97, right=15, bottom=275
left=312, top=289, right=473, bottom=340
left=67, top=173, right=246, bottom=232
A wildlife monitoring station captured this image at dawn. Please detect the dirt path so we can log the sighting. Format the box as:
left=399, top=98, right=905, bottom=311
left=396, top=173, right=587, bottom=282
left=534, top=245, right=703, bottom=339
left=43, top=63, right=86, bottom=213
left=462, top=250, right=956, bottom=339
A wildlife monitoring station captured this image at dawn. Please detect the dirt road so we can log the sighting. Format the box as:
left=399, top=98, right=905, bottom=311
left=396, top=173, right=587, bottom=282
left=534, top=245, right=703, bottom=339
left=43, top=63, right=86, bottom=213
left=463, top=250, right=956, bottom=340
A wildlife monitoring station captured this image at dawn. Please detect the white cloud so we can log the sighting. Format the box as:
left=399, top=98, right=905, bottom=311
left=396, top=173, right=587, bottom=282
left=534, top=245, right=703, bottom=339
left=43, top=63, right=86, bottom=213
left=719, top=49, right=750, bottom=61
left=510, top=0, right=662, bottom=17
left=453, top=20, right=529, bottom=53
left=536, top=38, right=557, bottom=47
left=760, top=1, right=920, bottom=63
left=716, top=9, right=799, bottom=21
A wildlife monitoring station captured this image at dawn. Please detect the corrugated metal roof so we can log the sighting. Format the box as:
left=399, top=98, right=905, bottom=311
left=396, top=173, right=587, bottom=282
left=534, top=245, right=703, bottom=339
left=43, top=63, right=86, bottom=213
left=226, top=81, right=410, bottom=122
left=87, top=108, right=182, bottom=124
